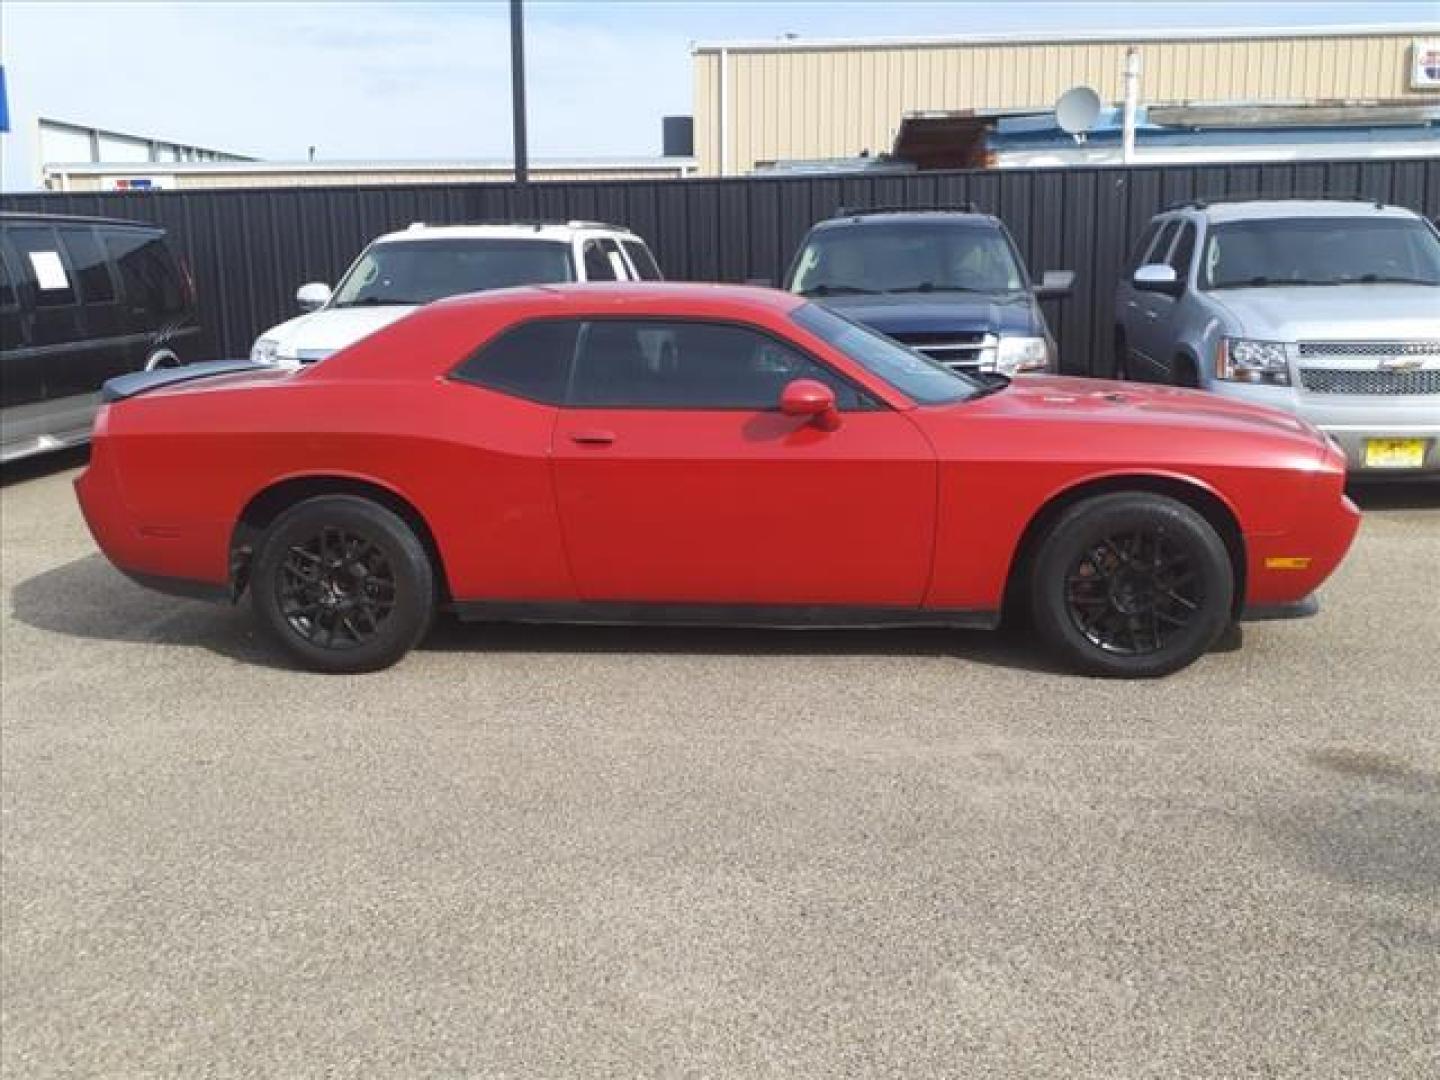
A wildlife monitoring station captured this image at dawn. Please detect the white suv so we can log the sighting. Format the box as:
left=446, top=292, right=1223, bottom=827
left=250, top=220, right=662, bottom=367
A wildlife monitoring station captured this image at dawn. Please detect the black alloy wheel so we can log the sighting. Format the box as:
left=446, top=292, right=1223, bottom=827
left=276, top=526, right=398, bottom=650
left=252, top=495, right=435, bottom=673
left=1029, top=492, right=1233, bottom=677
left=1064, top=527, right=1201, bottom=656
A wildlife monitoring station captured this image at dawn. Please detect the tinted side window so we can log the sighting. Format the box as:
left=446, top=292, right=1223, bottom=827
left=582, top=240, right=616, bottom=282
left=103, top=231, right=184, bottom=318
left=599, top=239, right=630, bottom=280
left=452, top=319, right=578, bottom=404
left=622, top=240, right=663, bottom=281
left=1166, top=222, right=1197, bottom=280
left=569, top=319, right=867, bottom=410
left=1126, top=221, right=1162, bottom=273
left=58, top=227, right=116, bottom=304
left=8, top=226, right=76, bottom=307
left=1145, top=221, right=1180, bottom=267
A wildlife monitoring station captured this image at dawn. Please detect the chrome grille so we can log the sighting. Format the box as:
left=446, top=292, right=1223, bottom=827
left=1298, top=341, right=1440, bottom=359
left=890, top=331, right=995, bottom=371
left=1299, top=368, right=1440, bottom=395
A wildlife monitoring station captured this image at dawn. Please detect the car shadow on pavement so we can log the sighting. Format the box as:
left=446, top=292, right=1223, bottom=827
left=1346, top=480, right=1440, bottom=512
left=12, top=555, right=1074, bottom=675
left=0, top=446, right=90, bottom=488
left=9, top=554, right=280, bottom=668
left=419, top=616, right=1067, bottom=672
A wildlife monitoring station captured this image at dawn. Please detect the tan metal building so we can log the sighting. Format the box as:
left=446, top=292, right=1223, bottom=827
left=692, top=24, right=1440, bottom=175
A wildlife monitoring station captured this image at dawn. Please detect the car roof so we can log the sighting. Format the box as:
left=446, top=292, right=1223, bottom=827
left=369, top=221, right=640, bottom=245
left=1176, top=200, right=1422, bottom=224
left=0, top=210, right=165, bottom=231
left=432, top=281, right=806, bottom=317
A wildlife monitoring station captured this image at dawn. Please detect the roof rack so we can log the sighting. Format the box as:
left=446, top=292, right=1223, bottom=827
left=403, top=219, right=628, bottom=232
left=1166, top=193, right=1386, bottom=212
left=833, top=203, right=981, bottom=218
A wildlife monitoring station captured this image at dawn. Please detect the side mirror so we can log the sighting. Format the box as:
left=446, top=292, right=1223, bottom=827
left=1132, top=264, right=1181, bottom=295
left=1034, top=270, right=1075, bottom=299
left=779, top=378, right=841, bottom=431
left=295, top=282, right=332, bottom=311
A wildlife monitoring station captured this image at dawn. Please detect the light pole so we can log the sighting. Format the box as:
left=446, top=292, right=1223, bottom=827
left=510, top=0, right=529, bottom=188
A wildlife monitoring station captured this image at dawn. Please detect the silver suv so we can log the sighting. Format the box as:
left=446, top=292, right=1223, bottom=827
left=1114, top=198, right=1440, bottom=477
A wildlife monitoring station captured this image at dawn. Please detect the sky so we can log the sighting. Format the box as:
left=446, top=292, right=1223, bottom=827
left=2, top=0, right=1438, bottom=191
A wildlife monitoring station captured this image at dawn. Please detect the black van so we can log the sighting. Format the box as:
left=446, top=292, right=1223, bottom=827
left=1, top=212, right=200, bottom=464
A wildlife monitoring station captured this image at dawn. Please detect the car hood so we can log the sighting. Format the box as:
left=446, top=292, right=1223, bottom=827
left=922, top=374, right=1327, bottom=470
left=1207, top=284, right=1440, bottom=341
left=982, top=375, right=1316, bottom=435
left=257, top=305, right=418, bottom=362
left=817, top=291, right=1039, bottom=337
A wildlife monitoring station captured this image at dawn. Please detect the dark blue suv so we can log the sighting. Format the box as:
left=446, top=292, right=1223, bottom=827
left=782, top=207, right=1074, bottom=375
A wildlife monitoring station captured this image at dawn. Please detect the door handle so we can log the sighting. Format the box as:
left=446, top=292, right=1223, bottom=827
left=569, top=429, right=615, bottom=445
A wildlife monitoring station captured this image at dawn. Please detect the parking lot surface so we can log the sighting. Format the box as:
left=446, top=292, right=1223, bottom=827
left=2, top=455, right=1437, bottom=1078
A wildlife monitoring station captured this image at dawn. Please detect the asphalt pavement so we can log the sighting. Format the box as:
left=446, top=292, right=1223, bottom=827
left=2, top=452, right=1437, bottom=1078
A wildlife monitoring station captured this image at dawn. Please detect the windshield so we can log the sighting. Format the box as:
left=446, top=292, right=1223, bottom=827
left=791, top=302, right=983, bottom=405
left=1202, top=217, right=1440, bottom=288
left=789, top=222, right=1026, bottom=296
left=331, top=238, right=575, bottom=307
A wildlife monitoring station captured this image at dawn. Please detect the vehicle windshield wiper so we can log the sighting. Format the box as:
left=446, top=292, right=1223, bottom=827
left=799, top=284, right=879, bottom=296
left=965, top=374, right=1012, bottom=401
left=1337, top=274, right=1439, bottom=286
left=885, top=282, right=993, bottom=294
left=332, top=297, right=423, bottom=307
left=1213, top=276, right=1337, bottom=289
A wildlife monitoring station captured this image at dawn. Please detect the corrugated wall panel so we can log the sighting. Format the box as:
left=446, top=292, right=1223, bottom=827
left=6, top=158, right=1437, bottom=373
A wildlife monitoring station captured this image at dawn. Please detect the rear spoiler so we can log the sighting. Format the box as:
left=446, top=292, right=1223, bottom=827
left=101, top=360, right=267, bottom=403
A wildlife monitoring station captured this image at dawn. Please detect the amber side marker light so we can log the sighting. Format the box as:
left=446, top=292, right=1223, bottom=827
left=1265, top=557, right=1313, bottom=571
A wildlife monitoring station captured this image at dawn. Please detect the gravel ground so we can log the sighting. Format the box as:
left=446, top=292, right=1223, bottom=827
left=2, top=452, right=1437, bottom=1079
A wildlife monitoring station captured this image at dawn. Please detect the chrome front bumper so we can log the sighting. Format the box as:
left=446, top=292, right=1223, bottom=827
left=1212, top=382, right=1440, bottom=476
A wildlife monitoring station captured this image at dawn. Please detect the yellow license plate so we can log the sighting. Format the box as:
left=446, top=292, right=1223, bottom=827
left=1364, top=438, right=1427, bottom=468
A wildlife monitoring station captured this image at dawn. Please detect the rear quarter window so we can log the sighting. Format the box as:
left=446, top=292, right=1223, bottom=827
left=621, top=239, right=663, bottom=281
left=451, top=319, right=580, bottom=405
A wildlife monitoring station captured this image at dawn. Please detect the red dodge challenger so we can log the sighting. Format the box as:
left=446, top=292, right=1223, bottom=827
left=76, top=284, right=1360, bottom=676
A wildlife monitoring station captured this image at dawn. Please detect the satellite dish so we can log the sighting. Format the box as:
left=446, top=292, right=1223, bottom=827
left=1055, top=86, right=1103, bottom=142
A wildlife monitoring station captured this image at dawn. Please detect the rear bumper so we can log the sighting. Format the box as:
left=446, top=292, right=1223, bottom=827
left=74, top=443, right=232, bottom=597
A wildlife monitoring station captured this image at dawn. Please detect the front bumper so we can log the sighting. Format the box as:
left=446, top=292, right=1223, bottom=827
left=1210, top=382, right=1440, bottom=477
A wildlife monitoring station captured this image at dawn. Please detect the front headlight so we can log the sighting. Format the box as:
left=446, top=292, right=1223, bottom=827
left=996, top=336, right=1051, bottom=374
left=250, top=338, right=280, bottom=365
left=1217, top=338, right=1291, bottom=385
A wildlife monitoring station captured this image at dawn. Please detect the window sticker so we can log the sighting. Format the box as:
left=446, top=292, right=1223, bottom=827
left=29, top=250, right=70, bottom=291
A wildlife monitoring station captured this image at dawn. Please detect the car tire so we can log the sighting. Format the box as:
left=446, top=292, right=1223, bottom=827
left=1173, top=355, right=1201, bottom=388
left=251, top=495, right=435, bottom=673
left=1028, top=492, right=1233, bottom=678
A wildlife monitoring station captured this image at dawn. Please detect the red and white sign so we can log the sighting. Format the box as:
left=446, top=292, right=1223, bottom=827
left=105, top=175, right=176, bottom=191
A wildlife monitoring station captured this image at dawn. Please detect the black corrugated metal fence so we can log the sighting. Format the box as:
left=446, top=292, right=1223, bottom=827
left=6, top=157, right=1438, bottom=372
